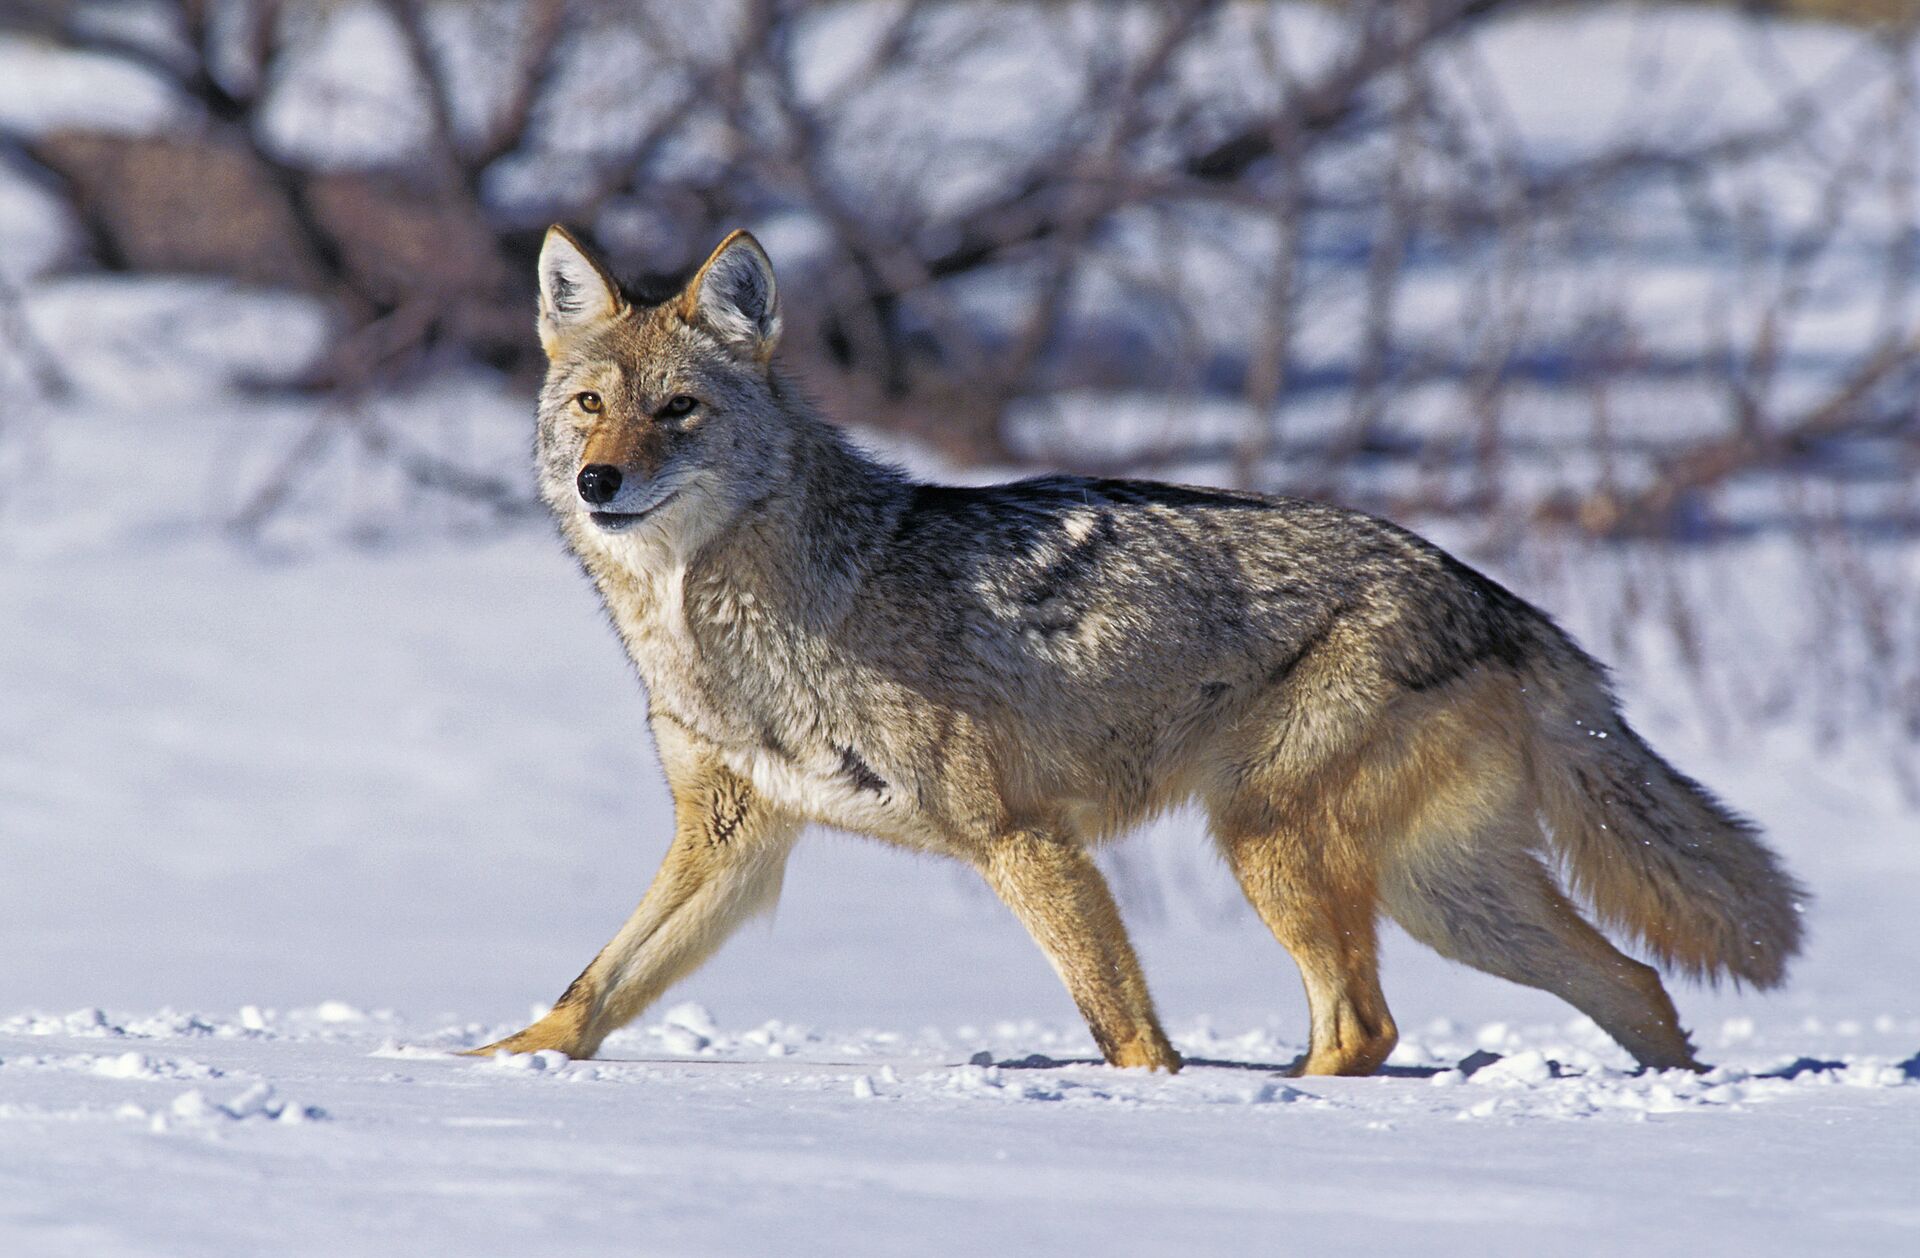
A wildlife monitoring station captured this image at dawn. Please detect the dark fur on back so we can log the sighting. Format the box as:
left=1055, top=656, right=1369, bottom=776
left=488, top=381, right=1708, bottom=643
left=869, top=471, right=1550, bottom=721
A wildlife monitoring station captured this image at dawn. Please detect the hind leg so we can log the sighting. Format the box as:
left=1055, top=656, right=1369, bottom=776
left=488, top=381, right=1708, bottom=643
left=1213, top=815, right=1399, bottom=1076
left=1384, top=835, right=1700, bottom=1071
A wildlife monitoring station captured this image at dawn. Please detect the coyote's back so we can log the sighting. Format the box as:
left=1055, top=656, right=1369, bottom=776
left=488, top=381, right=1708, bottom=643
left=471, top=225, right=1804, bottom=1076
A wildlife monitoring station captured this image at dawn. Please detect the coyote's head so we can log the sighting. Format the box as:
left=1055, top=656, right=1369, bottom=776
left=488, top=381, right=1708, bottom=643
left=532, top=226, right=788, bottom=556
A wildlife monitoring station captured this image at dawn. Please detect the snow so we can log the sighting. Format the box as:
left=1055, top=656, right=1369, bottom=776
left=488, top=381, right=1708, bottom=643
left=0, top=1008, right=1914, bottom=1254
left=0, top=35, right=183, bottom=135
left=1457, top=6, right=1868, bottom=160
left=255, top=3, right=432, bottom=169
left=15, top=277, right=330, bottom=402
left=0, top=156, right=75, bottom=283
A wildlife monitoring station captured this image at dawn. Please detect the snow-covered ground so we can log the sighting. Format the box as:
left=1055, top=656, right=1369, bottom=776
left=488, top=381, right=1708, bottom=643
left=1, top=390, right=1916, bottom=1256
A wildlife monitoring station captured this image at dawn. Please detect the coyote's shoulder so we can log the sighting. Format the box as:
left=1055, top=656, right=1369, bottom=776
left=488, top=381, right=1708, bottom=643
left=469, top=225, right=1804, bottom=1078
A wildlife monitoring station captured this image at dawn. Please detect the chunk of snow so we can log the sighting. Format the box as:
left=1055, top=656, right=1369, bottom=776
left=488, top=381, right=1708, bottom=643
left=0, top=37, right=184, bottom=135
left=660, top=1003, right=719, bottom=1038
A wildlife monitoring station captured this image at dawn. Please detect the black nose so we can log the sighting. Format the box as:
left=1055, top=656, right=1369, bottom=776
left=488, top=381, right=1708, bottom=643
left=577, top=464, right=622, bottom=505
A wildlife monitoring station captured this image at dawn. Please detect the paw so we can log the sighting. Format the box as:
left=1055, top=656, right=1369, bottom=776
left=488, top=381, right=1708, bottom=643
left=1108, top=1034, right=1183, bottom=1073
left=460, top=1032, right=580, bottom=1059
left=460, top=1012, right=595, bottom=1060
left=1288, top=1037, right=1396, bottom=1077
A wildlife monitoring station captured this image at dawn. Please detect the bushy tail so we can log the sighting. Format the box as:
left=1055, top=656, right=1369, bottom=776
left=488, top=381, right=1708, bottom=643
left=1524, top=645, right=1806, bottom=988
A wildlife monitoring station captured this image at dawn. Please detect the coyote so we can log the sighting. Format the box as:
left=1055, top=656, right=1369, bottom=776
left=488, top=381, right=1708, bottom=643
left=473, top=226, right=1804, bottom=1075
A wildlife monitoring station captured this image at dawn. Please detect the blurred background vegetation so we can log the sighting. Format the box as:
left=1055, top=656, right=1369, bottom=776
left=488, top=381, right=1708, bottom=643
left=0, top=1, right=1916, bottom=774
left=2, top=0, right=1915, bottom=523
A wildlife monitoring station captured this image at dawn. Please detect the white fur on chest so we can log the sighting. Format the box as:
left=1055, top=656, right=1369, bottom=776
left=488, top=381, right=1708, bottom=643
left=719, top=742, right=902, bottom=835
left=602, top=550, right=906, bottom=835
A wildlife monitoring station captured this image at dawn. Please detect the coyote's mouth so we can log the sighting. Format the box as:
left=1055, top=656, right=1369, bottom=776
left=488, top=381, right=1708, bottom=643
left=588, top=493, right=677, bottom=533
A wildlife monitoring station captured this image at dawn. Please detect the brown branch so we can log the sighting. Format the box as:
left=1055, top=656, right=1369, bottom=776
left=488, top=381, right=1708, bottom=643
left=1571, top=330, right=1920, bottom=536
left=476, top=0, right=570, bottom=170
left=378, top=0, right=468, bottom=186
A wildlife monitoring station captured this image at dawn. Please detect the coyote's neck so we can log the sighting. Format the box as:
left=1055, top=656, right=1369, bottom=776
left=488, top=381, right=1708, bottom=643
left=711, top=411, right=903, bottom=618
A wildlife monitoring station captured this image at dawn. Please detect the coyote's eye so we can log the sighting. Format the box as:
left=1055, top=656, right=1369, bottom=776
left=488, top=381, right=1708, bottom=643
left=658, top=395, right=699, bottom=420
left=574, top=391, right=602, bottom=414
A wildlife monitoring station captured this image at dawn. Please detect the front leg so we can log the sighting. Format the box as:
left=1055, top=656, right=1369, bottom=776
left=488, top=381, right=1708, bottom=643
left=470, top=762, right=798, bottom=1059
left=980, top=830, right=1182, bottom=1072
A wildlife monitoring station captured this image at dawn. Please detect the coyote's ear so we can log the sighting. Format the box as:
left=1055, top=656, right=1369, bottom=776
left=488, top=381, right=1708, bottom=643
left=537, top=226, right=624, bottom=357
left=679, top=229, right=780, bottom=360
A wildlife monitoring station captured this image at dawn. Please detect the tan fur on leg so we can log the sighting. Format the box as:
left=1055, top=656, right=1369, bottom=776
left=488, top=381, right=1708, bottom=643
left=468, top=762, right=797, bottom=1059
left=1215, top=821, right=1399, bottom=1077
left=981, top=831, right=1181, bottom=1072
